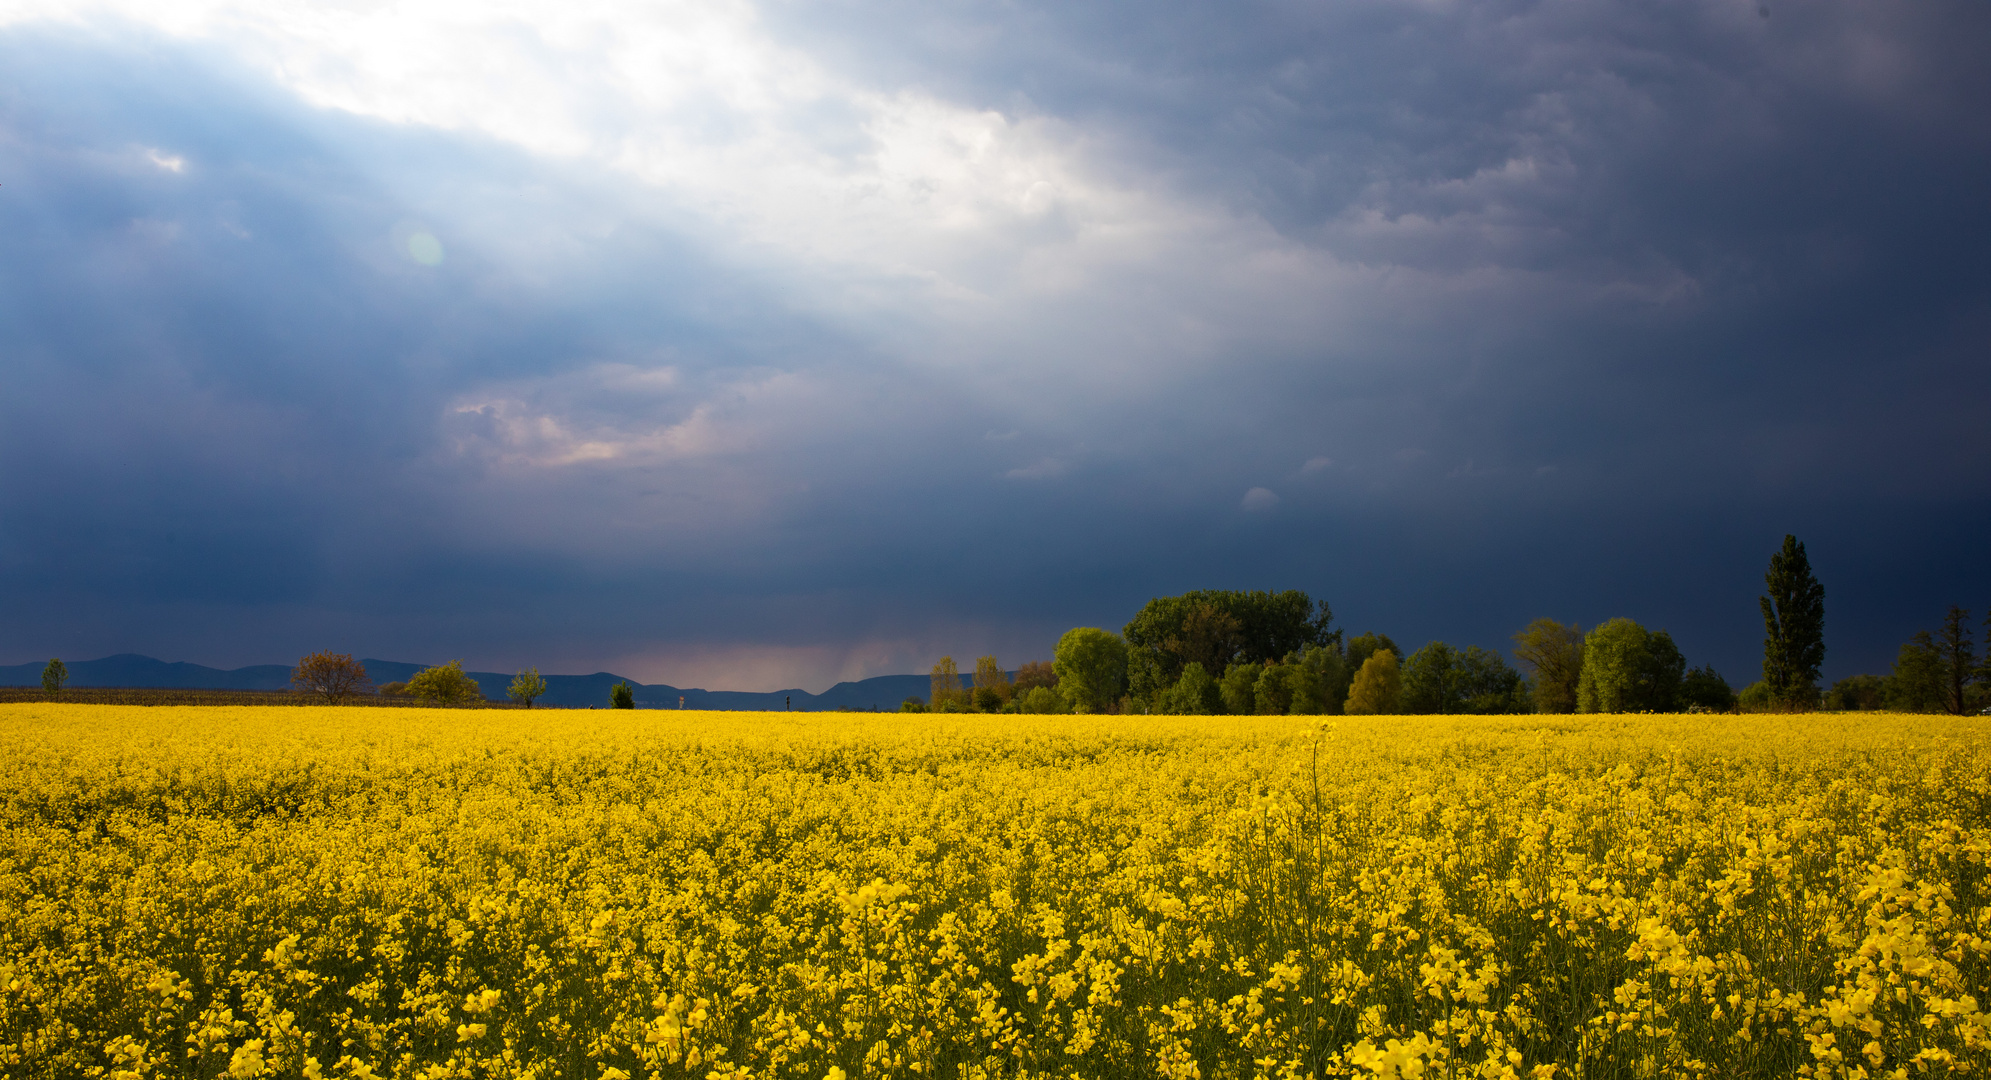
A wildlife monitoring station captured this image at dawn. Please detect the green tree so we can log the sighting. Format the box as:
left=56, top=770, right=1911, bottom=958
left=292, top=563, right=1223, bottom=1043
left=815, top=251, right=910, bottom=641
left=407, top=661, right=483, bottom=706
left=1219, top=662, right=1260, bottom=715
left=1289, top=646, right=1345, bottom=714
left=1679, top=666, right=1736, bottom=711
left=609, top=681, right=635, bottom=709
left=1013, top=661, right=1056, bottom=693
left=1156, top=662, right=1222, bottom=715
left=1252, top=663, right=1299, bottom=715
left=930, top=657, right=966, bottom=711
left=290, top=651, right=372, bottom=704
left=1885, top=632, right=1945, bottom=712
left=1053, top=627, right=1129, bottom=713
left=509, top=667, right=548, bottom=708
left=1345, top=632, right=1399, bottom=673
left=1401, top=642, right=1525, bottom=714
left=1344, top=650, right=1401, bottom=715
left=1823, top=674, right=1886, bottom=711
left=1760, top=534, right=1825, bottom=708
left=973, top=655, right=1012, bottom=712
left=1933, top=606, right=1979, bottom=716
left=1576, top=619, right=1686, bottom=713
left=40, top=658, right=66, bottom=694
left=1512, top=618, right=1584, bottom=714
left=1122, top=590, right=1336, bottom=705
left=1016, top=686, right=1066, bottom=714
left=1400, top=642, right=1461, bottom=714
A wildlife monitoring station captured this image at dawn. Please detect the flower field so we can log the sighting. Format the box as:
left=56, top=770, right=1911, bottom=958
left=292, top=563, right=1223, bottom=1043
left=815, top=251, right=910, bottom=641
left=1, top=706, right=1986, bottom=1080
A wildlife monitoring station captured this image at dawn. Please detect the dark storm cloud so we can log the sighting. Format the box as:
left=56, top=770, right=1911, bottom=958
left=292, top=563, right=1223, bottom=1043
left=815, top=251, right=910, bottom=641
left=0, top=4, right=1985, bottom=690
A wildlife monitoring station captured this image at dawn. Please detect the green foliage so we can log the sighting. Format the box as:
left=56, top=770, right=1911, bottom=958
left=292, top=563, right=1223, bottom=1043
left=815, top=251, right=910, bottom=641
left=972, top=656, right=1011, bottom=712
left=1887, top=632, right=1947, bottom=712
left=1283, top=647, right=1343, bottom=715
left=1016, top=685, right=1067, bottom=714
left=1399, top=642, right=1525, bottom=714
left=1576, top=619, right=1686, bottom=713
left=1156, top=662, right=1222, bottom=715
left=609, top=681, right=635, bottom=709
left=1737, top=681, right=1775, bottom=711
left=1344, top=650, right=1401, bottom=715
left=40, top=659, right=66, bottom=695
left=1760, top=534, right=1826, bottom=708
left=508, top=667, right=548, bottom=708
left=1679, top=666, right=1737, bottom=711
left=1122, top=590, right=1336, bottom=704
left=1824, top=674, right=1886, bottom=711
left=407, top=661, right=484, bottom=706
left=898, top=697, right=928, bottom=713
left=1512, top=619, right=1584, bottom=714
left=929, top=657, right=966, bottom=711
left=1345, top=632, right=1399, bottom=673
left=1219, top=662, right=1260, bottom=715
left=1053, top=627, right=1129, bottom=713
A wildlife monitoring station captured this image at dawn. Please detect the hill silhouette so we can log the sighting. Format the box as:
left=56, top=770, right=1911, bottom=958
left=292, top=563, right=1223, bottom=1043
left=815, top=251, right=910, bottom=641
left=0, top=654, right=935, bottom=711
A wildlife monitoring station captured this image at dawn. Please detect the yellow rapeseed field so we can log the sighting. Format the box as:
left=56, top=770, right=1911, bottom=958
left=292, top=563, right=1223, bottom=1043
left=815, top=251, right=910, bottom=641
left=1, top=706, right=1986, bottom=1080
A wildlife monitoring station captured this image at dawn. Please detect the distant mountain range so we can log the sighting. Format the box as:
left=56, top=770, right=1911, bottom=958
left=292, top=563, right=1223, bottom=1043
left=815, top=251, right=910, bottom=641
left=0, top=654, right=940, bottom=711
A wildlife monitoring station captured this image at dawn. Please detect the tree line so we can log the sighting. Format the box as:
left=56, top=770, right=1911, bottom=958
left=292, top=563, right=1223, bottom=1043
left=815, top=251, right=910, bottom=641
left=909, top=534, right=1991, bottom=716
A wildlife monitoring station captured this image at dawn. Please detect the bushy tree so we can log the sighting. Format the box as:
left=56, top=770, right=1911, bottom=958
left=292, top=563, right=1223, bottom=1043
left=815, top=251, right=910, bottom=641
left=407, top=661, right=483, bottom=706
left=1400, top=642, right=1525, bottom=714
left=1679, top=666, right=1736, bottom=711
left=1345, top=632, right=1399, bottom=673
left=973, top=656, right=1012, bottom=712
left=1289, top=645, right=1346, bottom=714
left=1512, top=618, right=1584, bottom=713
left=1219, top=662, right=1260, bottom=715
left=1122, top=590, right=1336, bottom=704
left=40, top=658, right=66, bottom=694
left=609, top=681, right=635, bottom=709
left=1760, top=534, right=1825, bottom=708
left=1824, top=674, right=1886, bottom=711
left=1013, top=661, right=1057, bottom=693
left=1053, top=628, right=1129, bottom=713
left=1344, top=650, right=1401, bottom=715
left=509, top=667, right=547, bottom=708
left=1016, top=685, right=1066, bottom=714
left=1885, top=632, right=1943, bottom=711
left=290, top=652, right=372, bottom=704
left=1156, top=662, right=1222, bottom=715
left=1576, top=619, right=1685, bottom=713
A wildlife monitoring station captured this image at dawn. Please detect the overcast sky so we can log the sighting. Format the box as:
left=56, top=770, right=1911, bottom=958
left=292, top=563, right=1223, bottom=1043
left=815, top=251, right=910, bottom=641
left=2, top=0, right=1986, bottom=692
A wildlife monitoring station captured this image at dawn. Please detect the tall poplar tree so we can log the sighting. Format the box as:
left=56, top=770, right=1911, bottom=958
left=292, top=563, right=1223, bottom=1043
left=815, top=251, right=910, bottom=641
left=1759, top=534, right=1825, bottom=708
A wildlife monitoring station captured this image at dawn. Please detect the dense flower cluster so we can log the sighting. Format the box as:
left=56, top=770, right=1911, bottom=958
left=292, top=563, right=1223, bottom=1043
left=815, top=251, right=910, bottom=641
left=0, top=706, right=1985, bottom=1079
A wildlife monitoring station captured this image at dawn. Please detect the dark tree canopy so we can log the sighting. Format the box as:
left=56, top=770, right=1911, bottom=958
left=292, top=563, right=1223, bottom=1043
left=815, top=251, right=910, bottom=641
left=1122, top=589, right=1336, bottom=702
left=1512, top=618, right=1584, bottom=714
left=1759, top=534, right=1825, bottom=708
left=1345, top=632, right=1399, bottom=673
left=1401, top=642, right=1526, bottom=715
left=1934, top=606, right=1979, bottom=716
left=1679, top=666, right=1736, bottom=711
left=290, top=651, right=372, bottom=704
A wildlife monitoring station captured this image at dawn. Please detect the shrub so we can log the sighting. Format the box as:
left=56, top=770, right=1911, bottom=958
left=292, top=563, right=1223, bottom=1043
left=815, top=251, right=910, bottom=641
left=407, top=661, right=484, bottom=706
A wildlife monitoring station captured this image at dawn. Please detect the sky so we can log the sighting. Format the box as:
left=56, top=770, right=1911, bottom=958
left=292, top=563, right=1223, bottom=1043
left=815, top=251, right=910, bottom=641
left=1, top=0, right=1986, bottom=692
